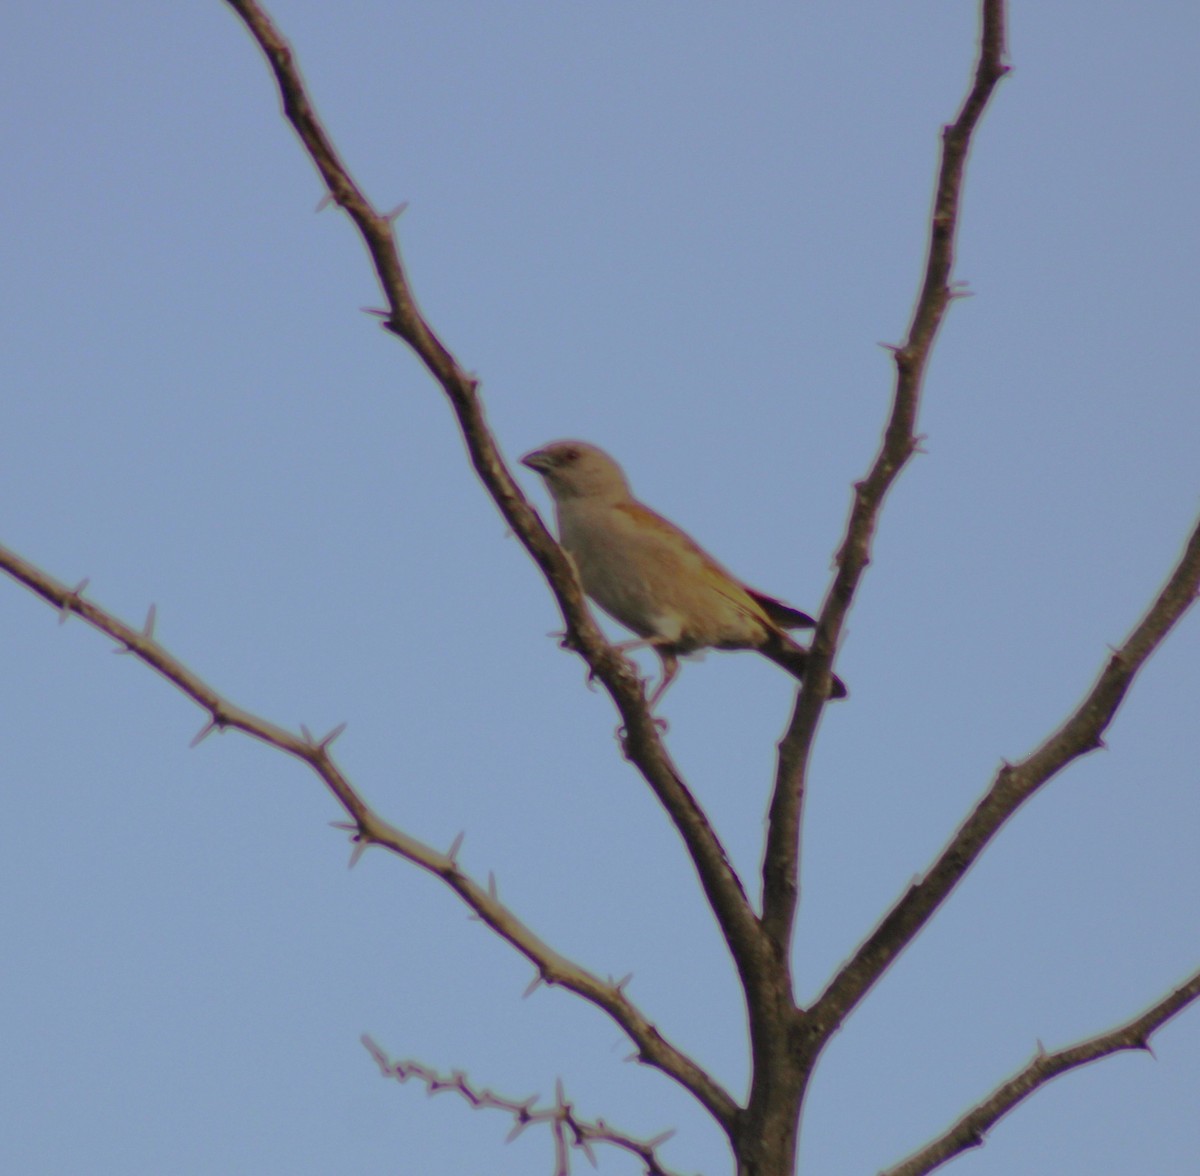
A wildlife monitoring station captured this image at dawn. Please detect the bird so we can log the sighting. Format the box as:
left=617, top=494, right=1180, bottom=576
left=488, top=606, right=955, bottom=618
left=520, top=440, right=846, bottom=708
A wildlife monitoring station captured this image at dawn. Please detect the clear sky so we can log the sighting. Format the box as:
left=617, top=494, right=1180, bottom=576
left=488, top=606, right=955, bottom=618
left=2, top=3, right=1197, bottom=1174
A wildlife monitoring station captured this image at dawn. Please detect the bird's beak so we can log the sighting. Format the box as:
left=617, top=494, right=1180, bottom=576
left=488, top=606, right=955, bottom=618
left=520, top=449, right=551, bottom=473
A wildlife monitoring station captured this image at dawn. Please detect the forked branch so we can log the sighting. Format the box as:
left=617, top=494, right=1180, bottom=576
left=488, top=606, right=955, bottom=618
left=363, top=1036, right=686, bottom=1176
left=760, top=0, right=1010, bottom=952
left=0, top=541, right=736, bottom=1129
left=218, top=0, right=769, bottom=992
left=807, top=511, right=1200, bottom=1046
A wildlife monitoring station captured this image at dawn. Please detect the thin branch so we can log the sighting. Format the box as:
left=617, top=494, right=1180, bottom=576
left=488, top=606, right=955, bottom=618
left=0, top=541, right=736, bottom=1129
left=362, top=1037, right=687, bottom=1176
left=219, top=0, right=769, bottom=992
left=881, top=968, right=1200, bottom=1176
left=760, top=0, right=1010, bottom=953
left=805, top=511, right=1200, bottom=1049
left=759, top=0, right=1009, bottom=956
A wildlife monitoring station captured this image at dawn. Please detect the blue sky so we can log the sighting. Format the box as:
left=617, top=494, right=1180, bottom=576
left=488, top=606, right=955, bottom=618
left=2, top=3, right=1197, bottom=1174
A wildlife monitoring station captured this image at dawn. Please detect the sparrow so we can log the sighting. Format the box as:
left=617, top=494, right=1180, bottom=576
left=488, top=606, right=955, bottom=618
left=520, top=440, right=846, bottom=708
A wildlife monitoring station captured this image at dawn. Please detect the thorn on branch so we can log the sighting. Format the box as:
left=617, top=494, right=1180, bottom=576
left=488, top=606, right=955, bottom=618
left=142, top=603, right=157, bottom=639
left=318, top=721, right=347, bottom=751
left=362, top=1036, right=682, bottom=1173
left=523, top=973, right=544, bottom=999
left=190, top=719, right=218, bottom=748
left=552, top=1118, right=569, bottom=1176
left=331, top=819, right=373, bottom=868
left=190, top=702, right=232, bottom=748
left=57, top=577, right=90, bottom=625
left=447, top=830, right=465, bottom=864
left=383, top=201, right=409, bottom=223
left=315, top=193, right=336, bottom=213
left=577, top=1135, right=599, bottom=1167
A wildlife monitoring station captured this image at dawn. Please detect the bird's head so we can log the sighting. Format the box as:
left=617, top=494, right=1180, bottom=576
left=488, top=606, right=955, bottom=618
left=520, top=441, right=632, bottom=503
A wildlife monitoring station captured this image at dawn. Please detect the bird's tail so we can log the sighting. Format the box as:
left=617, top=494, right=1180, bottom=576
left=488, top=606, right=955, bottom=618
left=762, top=633, right=848, bottom=699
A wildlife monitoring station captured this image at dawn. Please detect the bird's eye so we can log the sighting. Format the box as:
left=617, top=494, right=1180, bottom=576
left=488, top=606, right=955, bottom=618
left=561, top=447, right=579, bottom=463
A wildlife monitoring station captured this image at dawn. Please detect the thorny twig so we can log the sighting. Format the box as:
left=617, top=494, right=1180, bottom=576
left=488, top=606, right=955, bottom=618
left=362, top=1036, right=687, bottom=1176
left=0, top=540, right=734, bottom=1127
left=881, top=967, right=1200, bottom=1176
left=219, top=0, right=771, bottom=1026
left=761, top=0, right=1011, bottom=957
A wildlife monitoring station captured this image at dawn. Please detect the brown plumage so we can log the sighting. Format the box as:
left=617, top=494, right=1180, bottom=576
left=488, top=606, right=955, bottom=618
left=521, top=440, right=846, bottom=708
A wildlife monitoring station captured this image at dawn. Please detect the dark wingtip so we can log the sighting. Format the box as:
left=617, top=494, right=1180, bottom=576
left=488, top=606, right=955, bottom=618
left=746, top=588, right=816, bottom=630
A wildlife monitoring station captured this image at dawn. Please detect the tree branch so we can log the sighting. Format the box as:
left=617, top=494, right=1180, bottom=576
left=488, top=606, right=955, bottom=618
left=760, top=0, right=1010, bottom=956
left=362, top=1036, right=688, bottom=1176
left=805, top=511, right=1200, bottom=1048
left=218, top=0, right=770, bottom=993
left=881, top=968, right=1200, bottom=1176
left=0, top=541, right=737, bottom=1129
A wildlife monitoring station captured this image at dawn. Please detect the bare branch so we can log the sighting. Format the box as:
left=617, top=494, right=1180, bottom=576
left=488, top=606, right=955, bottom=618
left=362, top=1036, right=689, bottom=1176
left=219, top=0, right=768, bottom=992
left=0, top=541, right=735, bottom=1129
left=806, top=511, right=1200, bottom=1046
left=760, top=0, right=1010, bottom=956
left=882, top=968, right=1200, bottom=1176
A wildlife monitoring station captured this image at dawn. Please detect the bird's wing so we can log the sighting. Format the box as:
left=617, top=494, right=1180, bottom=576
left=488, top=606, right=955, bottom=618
left=744, top=589, right=816, bottom=630
left=610, top=505, right=815, bottom=630
left=611, top=500, right=775, bottom=627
